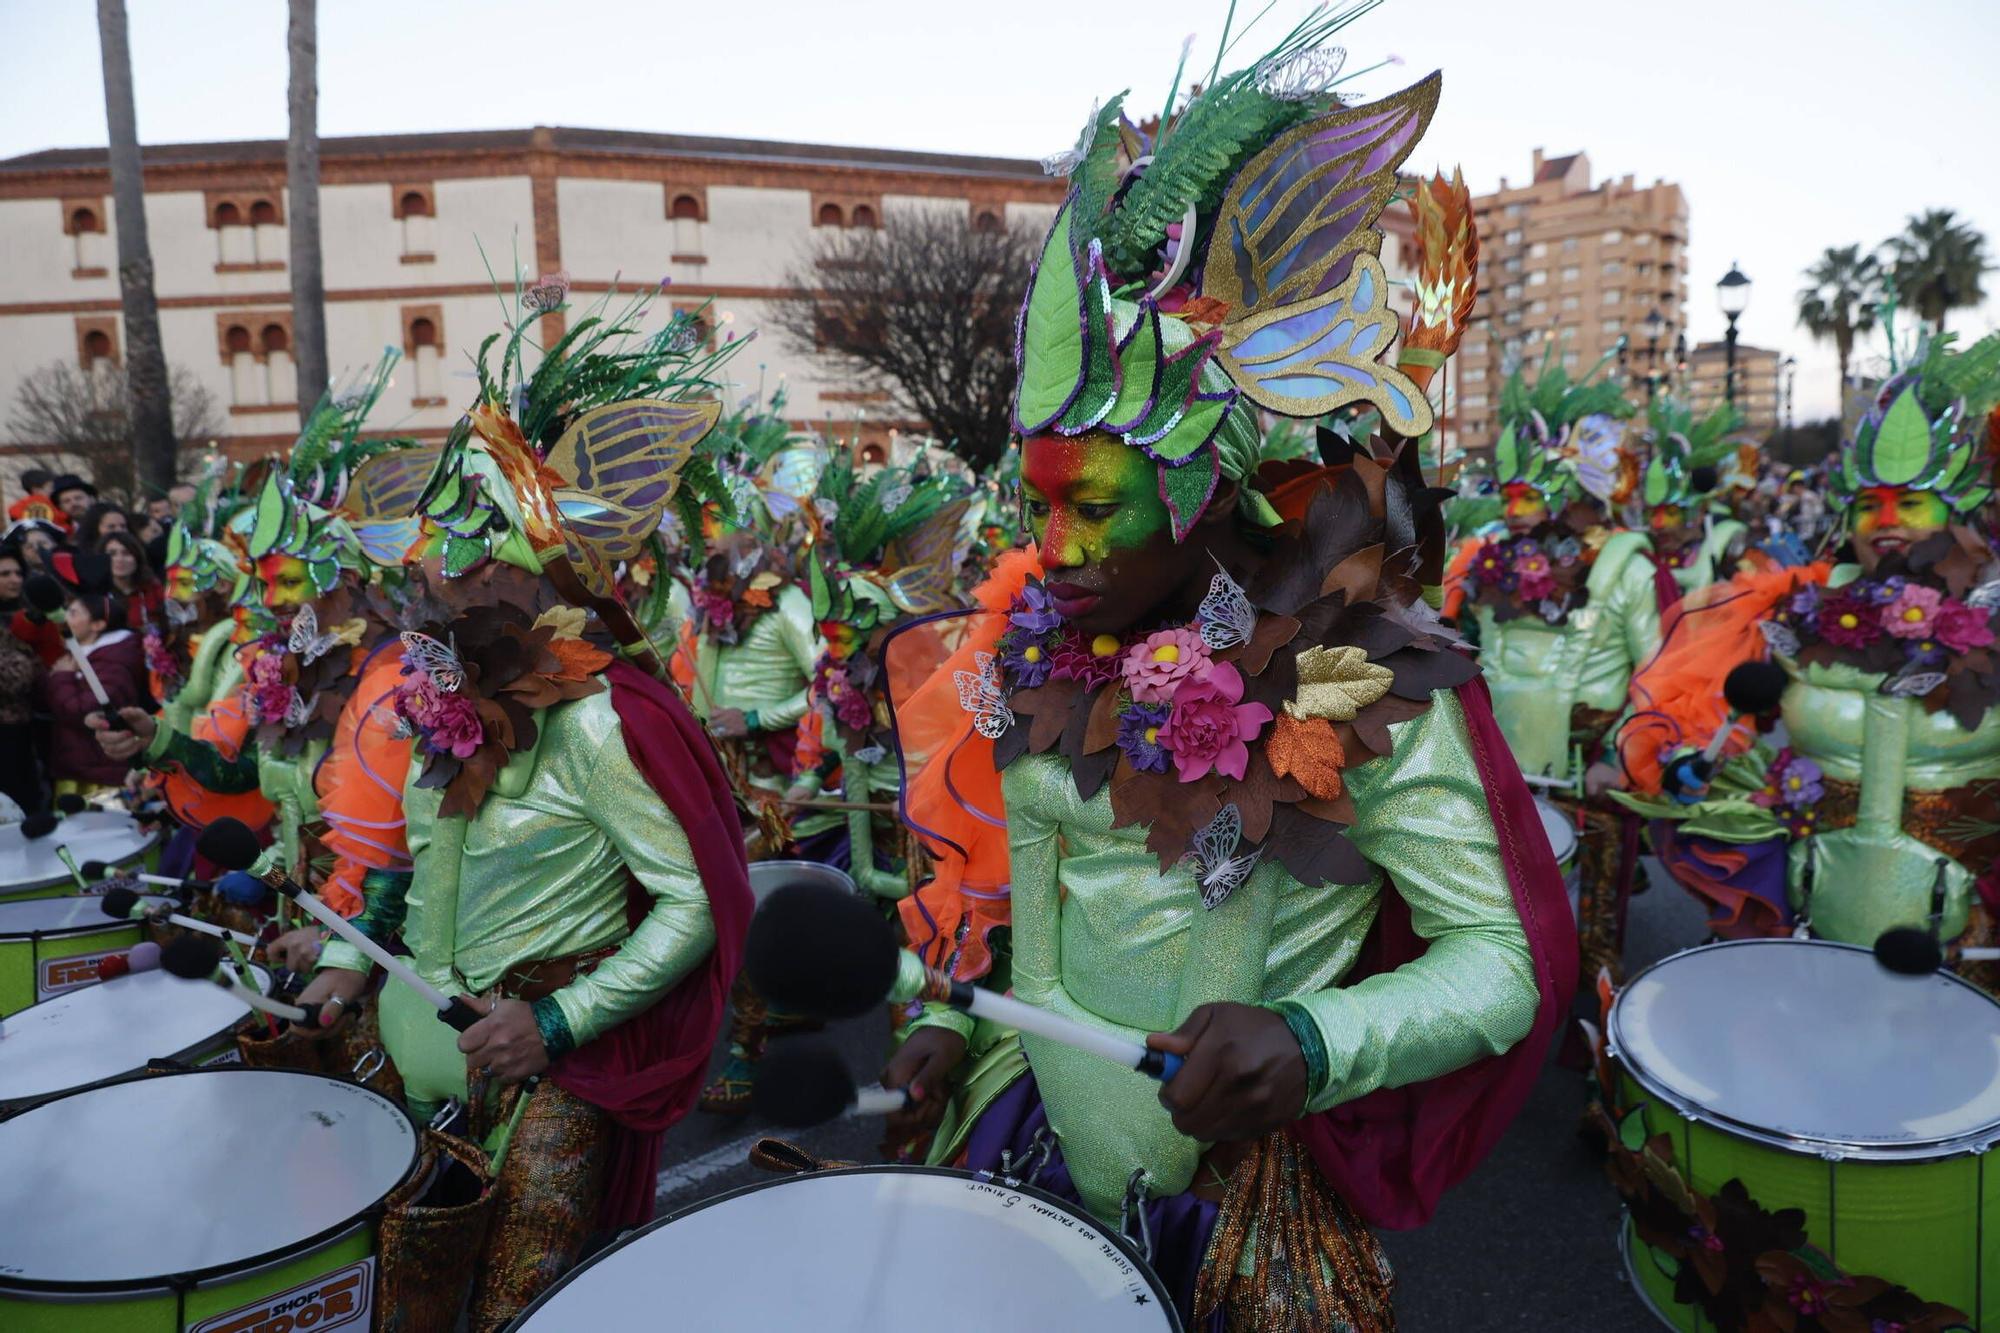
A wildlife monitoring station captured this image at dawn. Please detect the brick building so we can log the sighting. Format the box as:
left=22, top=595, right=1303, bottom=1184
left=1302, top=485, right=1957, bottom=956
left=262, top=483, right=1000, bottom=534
left=1687, top=339, right=1782, bottom=437
left=1452, top=149, right=1689, bottom=447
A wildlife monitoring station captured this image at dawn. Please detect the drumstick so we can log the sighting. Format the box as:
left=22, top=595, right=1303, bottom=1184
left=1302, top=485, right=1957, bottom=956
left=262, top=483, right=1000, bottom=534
left=81, top=861, right=216, bottom=897
left=745, top=882, right=1184, bottom=1082
left=53, top=845, right=90, bottom=892
left=62, top=637, right=131, bottom=733
left=753, top=1041, right=909, bottom=1127
left=196, top=817, right=485, bottom=1033
left=161, top=934, right=312, bottom=1025
left=1873, top=928, right=2000, bottom=975
left=100, top=886, right=258, bottom=947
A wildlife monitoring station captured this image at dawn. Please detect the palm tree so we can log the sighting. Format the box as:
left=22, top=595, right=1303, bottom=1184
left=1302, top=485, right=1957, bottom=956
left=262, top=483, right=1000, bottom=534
left=1885, top=208, right=1991, bottom=333
left=287, top=0, right=328, bottom=408
left=1796, top=245, right=1880, bottom=394
left=95, top=0, right=175, bottom=495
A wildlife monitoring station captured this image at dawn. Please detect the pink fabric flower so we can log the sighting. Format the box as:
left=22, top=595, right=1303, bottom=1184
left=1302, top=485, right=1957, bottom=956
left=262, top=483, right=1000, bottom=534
left=1121, top=627, right=1212, bottom=703
left=1158, top=661, right=1272, bottom=782
left=1880, top=583, right=1943, bottom=639
left=1934, top=600, right=1996, bottom=653
left=424, top=690, right=485, bottom=759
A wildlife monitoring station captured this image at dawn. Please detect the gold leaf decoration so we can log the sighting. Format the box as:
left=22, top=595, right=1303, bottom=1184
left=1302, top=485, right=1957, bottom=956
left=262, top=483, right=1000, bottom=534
left=1285, top=645, right=1392, bottom=722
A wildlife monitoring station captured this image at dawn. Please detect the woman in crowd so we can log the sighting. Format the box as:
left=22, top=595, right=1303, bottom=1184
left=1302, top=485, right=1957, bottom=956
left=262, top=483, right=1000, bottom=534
left=0, top=548, right=42, bottom=812
left=76, top=502, right=129, bottom=551
left=102, top=529, right=164, bottom=629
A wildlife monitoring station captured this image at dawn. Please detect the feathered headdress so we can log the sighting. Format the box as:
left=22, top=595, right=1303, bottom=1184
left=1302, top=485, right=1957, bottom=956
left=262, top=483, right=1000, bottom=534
left=806, top=459, right=969, bottom=630
left=413, top=283, right=741, bottom=671
left=1641, top=393, right=1745, bottom=509
left=1015, top=1, right=1439, bottom=541
left=1491, top=340, right=1634, bottom=504
left=1835, top=330, right=2000, bottom=514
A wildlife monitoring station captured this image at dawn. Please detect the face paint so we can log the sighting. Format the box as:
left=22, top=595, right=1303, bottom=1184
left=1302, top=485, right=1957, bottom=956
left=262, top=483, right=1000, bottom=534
left=1648, top=506, right=1687, bottom=534
left=1501, top=483, right=1549, bottom=534
left=165, top=565, right=198, bottom=606
left=1852, top=485, right=1949, bottom=572
left=256, top=554, right=312, bottom=613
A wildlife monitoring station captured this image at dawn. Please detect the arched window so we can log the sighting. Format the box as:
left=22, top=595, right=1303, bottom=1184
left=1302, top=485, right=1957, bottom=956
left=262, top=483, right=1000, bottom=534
left=262, top=322, right=293, bottom=405
left=409, top=317, right=438, bottom=349
left=224, top=322, right=263, bottom=407
left=249, top=199, right=279, bottom=226
left=850, top=204, right=878, bottom=229
left=400, top=190, right=432, bottom=219
left=817, top=202, right=845, bottom=228
left=69, top=206, right=107, bottom=273
left=408, top=314, right=443, bottom=403
left=973, top=210, right=1001, bottom=234
left=70, top=207, right=101, bottom=234
left=669, top=193, right=702, bottom=221
left=81, top=328, right=113, bottom=367
left=861, top=444, right=887, bottom=466
left=214, top=201, right=242, bottom=227
left=224, top=325, right=253, bottom=355
left=260, top=324, right=290, bottom=356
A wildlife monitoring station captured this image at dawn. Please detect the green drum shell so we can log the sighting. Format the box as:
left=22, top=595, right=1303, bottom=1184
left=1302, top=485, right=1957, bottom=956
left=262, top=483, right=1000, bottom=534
left=0, top=894, right=161, bottom=1017
left=0, top=1068, right=415, bottom=1332
left=1610, top=942, right=2000, bottom=1330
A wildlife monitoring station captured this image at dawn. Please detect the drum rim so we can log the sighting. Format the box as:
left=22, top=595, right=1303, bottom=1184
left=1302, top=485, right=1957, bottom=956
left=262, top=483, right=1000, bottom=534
left=0, top=964, right=273, bottom=1110
left=0, top=1065, right=416, bottom=1294
left=1608, top=937, right=2000, bottom=1161
left=746, top=858, right=859, bottom=889
left=0, top=813, right=159, bottom=896
left=0, top=892, right=166, bottom=942
left=506, top=1163, right=1185, bottom=1332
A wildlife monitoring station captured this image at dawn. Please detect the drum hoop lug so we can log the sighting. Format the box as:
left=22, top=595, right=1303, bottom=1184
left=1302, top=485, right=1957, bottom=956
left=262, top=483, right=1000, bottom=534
left=429, top=1097, right=462, bottom=1132
left=1816, top=1147, right=1847, bottom=1163
left=1118, top=1168, right=1156, bottom=1263
left=352, top=1046, right=387, bottom=1086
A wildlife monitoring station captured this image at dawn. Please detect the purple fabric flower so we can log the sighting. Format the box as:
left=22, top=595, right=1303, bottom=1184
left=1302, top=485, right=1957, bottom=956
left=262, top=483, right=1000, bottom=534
left=835, top=684, right=874, bottom=731
left=1008, top=581, right=1065, bottom=638
left=1903, top=636, right=1949, bottom=669
left=1049, top=631, right=1123, bottom=689
left=1934, top=600, right=1996, bottom=653
left=1817, top=589, right=1882, bottom=649
left=1000, top=633, right=1053, bottom=688
left=1858, top=575, right=1905, bottom=606
left=1114, top=701, right=1172, bottom=774
left=1786, top=585, right=1821, bottom=629
left=1775, top=756, right=1823, bottom=807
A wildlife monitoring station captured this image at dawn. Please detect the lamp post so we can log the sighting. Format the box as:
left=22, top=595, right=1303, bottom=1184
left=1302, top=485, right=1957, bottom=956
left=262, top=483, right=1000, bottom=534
left=1643, top=307, right=1666, bottom=401
left=1781, top=354, right=1797, bottom=432
left=1716, top=262, right=1752, bottom=409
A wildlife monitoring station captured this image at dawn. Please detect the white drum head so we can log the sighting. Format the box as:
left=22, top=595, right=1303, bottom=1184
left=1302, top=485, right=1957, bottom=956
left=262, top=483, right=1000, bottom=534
left=0, top=811, right=158, bottom=895
left=1534, top=797, right=1577, bottom=865
left=748, top=859, right=857, bottom=903
left=514, top=1167, right=1179, bottom=1331
left=0, top=964, right=268, bottom=1108
left=0, top=892, right=169, bottom=939
left=0, top=1068, right=414, bottom=1286
left=1611, top=939, right=2000, bottom=1159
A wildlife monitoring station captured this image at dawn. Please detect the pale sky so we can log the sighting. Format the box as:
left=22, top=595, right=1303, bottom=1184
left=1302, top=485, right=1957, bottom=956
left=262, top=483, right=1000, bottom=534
left=2, top=0, right=1994, bottom=421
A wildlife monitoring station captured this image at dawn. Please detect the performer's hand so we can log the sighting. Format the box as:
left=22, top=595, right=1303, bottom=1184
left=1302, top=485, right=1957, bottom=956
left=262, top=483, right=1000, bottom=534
left=1148, top=1002, right=1308, bottom=1143
left=457, top=995, right=550, bottom=1083
left=710, top=708, right=749, bottom=739
left=1583, top=761, right=1625, bottom=799
left=880, top=1025, right=966, bottom=1144
left=90, top=708, right=153, bottom=760
left=299, top=967, right=370, bottom=1027
left=266, top=926, right=324, bottom=973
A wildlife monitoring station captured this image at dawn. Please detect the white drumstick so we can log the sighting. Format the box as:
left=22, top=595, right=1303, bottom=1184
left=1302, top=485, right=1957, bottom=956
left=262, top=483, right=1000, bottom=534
left=65, top=638, right=113, bottom=708
left=283, top=883, right=454, bottom=1013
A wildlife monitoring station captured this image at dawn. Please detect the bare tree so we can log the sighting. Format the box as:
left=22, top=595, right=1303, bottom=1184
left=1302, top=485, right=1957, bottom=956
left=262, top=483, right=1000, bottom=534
left=286, top=0, right=328, bottom=407
left=773, top=210, right=1035, bottom=469
left=8, top=361, right=222, bottom=502
left=95, top=0, right=176, bottom=495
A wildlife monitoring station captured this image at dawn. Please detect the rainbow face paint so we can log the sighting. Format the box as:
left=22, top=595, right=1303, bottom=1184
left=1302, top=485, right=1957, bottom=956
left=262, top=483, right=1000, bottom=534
left=1020, top=434, right=1171, bottom=570
left=1501, top=482, right=1549, bottom=533
left=255, top=554, right=312, bottom=613
left=164, top=565, right=198, bottom=606
left=1853, top=486, right=1948, bottom=539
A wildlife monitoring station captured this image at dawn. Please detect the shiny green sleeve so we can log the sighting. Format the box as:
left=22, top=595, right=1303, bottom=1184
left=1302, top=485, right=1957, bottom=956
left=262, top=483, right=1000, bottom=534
left=1291, top=691, right=1539, bottom=1114
left=547, top=725, right=717, bottom=1048
left=755, top=588, right=822, bottom=731
left=1614, top=550, right=1664, bottom=670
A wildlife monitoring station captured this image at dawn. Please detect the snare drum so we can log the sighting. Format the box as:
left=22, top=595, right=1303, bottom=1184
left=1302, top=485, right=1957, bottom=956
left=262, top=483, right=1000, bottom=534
left=747, top=858, right=857, bottom=903
left=1608, top=939, right=2000, bottom=1329
left=0, top=892, right=170, bottom=1016
left=0, top=810, right=158, bottom=899
left=0, top=963, right=269, bottom=1112
left=1534, top=795, right=1580, bottom=922
left=0, top=1067, right=416, bottom=1331
left=509, top=1166, right=1181, bottom=1331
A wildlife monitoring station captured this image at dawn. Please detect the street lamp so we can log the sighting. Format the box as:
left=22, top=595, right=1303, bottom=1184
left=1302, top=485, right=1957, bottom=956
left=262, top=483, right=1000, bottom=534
left=1643, top=308, right=1666, bottom=401
left=1781, top=355, right=1798, bottom=432
left=1716, top=262, right=1752, bottom=409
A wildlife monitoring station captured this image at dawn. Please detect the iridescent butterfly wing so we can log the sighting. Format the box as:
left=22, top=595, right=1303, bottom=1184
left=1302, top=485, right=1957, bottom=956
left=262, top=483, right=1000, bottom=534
left=755, top=443, right=828, bottom=524
left=347, top=445, right=442, bottom=567
left=399, top=630, right=465, bottom=694
left=1206, top=75, right=1440, bottom=439
left=1185, top=803, right=1260, bottom=910
left=546, top=399, right=722, bottom=594
left=882, top=499, right=972, bottom=616
left=1196, top=559, right=1257, bottom=651
left=952, top=649, right=1014, bottom=740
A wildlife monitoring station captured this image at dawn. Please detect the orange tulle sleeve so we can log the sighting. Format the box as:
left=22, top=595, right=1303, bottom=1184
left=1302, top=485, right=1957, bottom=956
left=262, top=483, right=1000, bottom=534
left=1441, top=537, right=1481, bottom=622
left=162, top=648, right=276, bottom=832
left=313, top=650, right=414, bottom=918
left=890, top=546, right=1043, bottom=982
left=1616, top=561, right=1831, bottom=795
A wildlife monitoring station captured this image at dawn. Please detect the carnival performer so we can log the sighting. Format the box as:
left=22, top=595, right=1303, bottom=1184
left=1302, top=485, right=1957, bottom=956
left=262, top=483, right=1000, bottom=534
left=303, top=287, right=752, bottom=1329
left=1635, top=392, right=1751, bottom=599
left=1613, top=328, right=2000, bottom=993
left=874, top=15, right=1571, bottom=1328
left=1441, top=350, right=1656, bottom=983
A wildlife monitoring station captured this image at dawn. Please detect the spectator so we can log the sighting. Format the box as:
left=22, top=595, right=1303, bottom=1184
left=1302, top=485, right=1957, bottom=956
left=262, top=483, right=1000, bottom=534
left=144, top=495, right=175, bottom=527
left=5, top=519, right=59, bottom=573
left=166, top=482, right=197, bottom=511
left=77, top=502, right=129, bottom=549
left=0, top=551, right=42, bottom=812
left=49, top=474, right=96, bottom=527
left=7, top=468, right=61, bottom=527
left=134, top=510, right=165, bottom=546
left=0, top=538, right=64, bottom=667
left=38, top=590, right=149, bottom=799
left=101, top=531, right=164, bottom=629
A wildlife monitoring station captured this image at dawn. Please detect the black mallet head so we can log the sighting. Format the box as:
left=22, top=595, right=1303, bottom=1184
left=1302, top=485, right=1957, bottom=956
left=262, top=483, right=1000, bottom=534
left=1874, top=928, right=1945, bottom=977
left=22, top=572, right=64, bottom=614
left=743, top=882, right=900, bottom=1020
left=100, top=886, right=142, bottom=919
left=1689, top=465, right=1720, bottom=495
left=19, top=812, right=59, bottom=840
left=195, top=818, right=263, bottom=873
left=160, top=932, right=225, bottom=980
left=1724, top=660, right=1789, bottom=717
left=752, top=1041, right=860, bottom=1128
left=54, top=793, right=86, bottom=816
left=80, top=859, right=111, bottom=880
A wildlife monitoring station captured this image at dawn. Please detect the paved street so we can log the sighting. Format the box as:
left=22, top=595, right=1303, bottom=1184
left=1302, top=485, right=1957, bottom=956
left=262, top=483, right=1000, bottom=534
left=647, top=857, right=1713, bottom=1331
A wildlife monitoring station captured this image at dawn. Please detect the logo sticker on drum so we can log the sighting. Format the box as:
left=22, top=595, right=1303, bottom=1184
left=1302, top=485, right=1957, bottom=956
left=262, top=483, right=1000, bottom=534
left=190, top=1257, right=375, bottom=1333
left=36, top=949, right=129, bottom=998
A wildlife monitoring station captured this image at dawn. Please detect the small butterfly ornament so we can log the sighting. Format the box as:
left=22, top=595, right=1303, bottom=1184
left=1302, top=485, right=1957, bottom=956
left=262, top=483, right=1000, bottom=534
left=1886, top=671, right=1947, bottom=699
left=1196, top=560, right=1257, bottom=651
left=400, top=630, right=465, bottom=694
left=287, top=603, right=342, bottom=665
left=1758, top=620, right=1802, bottom=659
left=1184, top=804, right=1262, bottom=910
left=879, top=480, right=913, bottom=516
left=282, top=688, right=314, bottom=729
left=953, top=650, right=1014, bottom=740
left=165, top=598, right=199, bottom=627
left=1966, top=580, right=2000, bottom=612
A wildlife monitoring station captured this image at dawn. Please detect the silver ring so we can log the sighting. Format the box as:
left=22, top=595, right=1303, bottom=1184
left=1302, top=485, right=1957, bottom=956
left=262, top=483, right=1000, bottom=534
left=490, top=997, right=499, bottom=1014
left=325, top=995, right=348, bottom=1011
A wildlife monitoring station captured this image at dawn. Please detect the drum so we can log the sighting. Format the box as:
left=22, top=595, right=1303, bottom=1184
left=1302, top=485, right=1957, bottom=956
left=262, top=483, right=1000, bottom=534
left=747, top=858, right=857, bottom=903
left=1608, top=939, right=2000, bottom=1329
left=509, top=1166, right=1181, bottom=1331
left=1534, top=795, right=1580, bottom=922
left=0, top=1067, right=416, bottom=1331
left=0, top=963, right=270, bottom=1112
left=0, top=810, right=158, bottom=899
left=0, top=892, right=170, bottom=1016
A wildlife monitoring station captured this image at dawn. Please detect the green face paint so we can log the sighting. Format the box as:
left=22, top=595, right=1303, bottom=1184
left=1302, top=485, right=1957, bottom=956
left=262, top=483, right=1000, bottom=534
left=1019, top=434, right=1170, bottom=568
